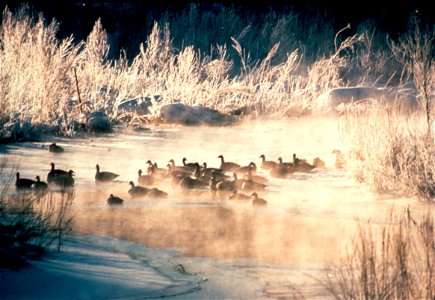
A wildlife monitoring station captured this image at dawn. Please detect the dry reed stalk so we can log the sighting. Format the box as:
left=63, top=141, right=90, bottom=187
left=321, top=208, right=434, bottom=299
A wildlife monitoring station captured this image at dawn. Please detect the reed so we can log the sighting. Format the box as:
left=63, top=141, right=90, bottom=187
left=321, top=208, right=434, bottom=300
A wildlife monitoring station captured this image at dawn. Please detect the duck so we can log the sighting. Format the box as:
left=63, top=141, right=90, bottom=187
left=31, top=176, right=48, bottom=191
left=15, top=172, right=36, bottom=189
left=50, top=170, right=75, bottom=187
left=179, top=176, right=208, bottom=190
left=209, top=174, right=236, bottom=200
left=149, top=162, right=168, bottom=180
left=242, top=167, right=268, bottom=185
left=146, top=187, right=168, bottom=199
left=128, top=181, right=148, bottom=197
left=51, top=170, right=75, bottom=187
left=182, top=157, right=198, bottom=172
left=269, top=164, right=294, bottom=179
left=217, top=155, right=240, bottom=172
left=259, top=154, right=278, bottom=170
left=292, top=153, right=315, bottom=173
left=49, top=142, right=64, bottom=153
left=241, top=178, right=267, bottom=193
left=234, top=162, right=257, bottom=176
left=47, top=162, right=69, bottom=183
left=200, top=162, right=228, bottom=182
left=138, top=169, right=154, bottom=185
left=167, top=163, right=192, bottom=178
left=168, top=159, right=192, bottom=174
left=95, top=164, right=119, bottom=182
left=107, top=194, right=124, bottom=205
left=277, top=157, right=293, bottom=168
left=228, top=190, right=250, bottom=202
left=250, top=192, right=267, bottom=206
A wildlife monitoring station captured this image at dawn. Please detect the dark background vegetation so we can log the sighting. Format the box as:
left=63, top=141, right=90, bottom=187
left=1, top=1, right=433, bottom=60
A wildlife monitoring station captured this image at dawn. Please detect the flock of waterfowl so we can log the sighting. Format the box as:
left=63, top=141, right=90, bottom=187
left=14, top=143, right=331, bottom=207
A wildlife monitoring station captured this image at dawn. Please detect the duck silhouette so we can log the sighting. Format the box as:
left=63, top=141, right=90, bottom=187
left=107, top=194, right=124, bottom=205
left=259, top=154, right=278, bottom=170
left=228, top=190, right=250, bottom=202
left=147, top=187, right=168, bottom=199
left=128, top=181, right=148, bottom=197
left=250, top=192, right=267, bottom=206
left=15, top=172, right=36, bottom=190
left=47, top=162, right=69, bottom=183
left=95, top=164, right=119, bottom=182
left=49, top=143, right=64, bottom=153
left=217, top=155, right=240, bottom=172
left=50, top=170, right=75, bottom=187
left=32, top=175, right=48, bottom=191
left=138, top=169, right=154, bottom=185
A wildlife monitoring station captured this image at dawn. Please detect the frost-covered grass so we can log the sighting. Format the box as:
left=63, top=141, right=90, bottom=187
left=0, top=4, right=406, bottom=132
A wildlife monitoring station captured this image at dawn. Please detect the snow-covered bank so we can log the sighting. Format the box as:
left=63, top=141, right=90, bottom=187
left=0, top=234, right=331, bottom=299
left=0, top=235, right=203, bottom=299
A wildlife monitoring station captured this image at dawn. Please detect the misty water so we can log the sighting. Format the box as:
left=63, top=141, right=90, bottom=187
left=0, top=116, right=429, bottom=297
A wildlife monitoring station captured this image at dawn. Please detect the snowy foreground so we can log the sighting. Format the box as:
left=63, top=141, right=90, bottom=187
left=0, top=235, right=325, bottom=299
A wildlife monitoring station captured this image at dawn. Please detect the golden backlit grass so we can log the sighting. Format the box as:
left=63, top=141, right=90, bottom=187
left=321, top=208, right=434, bottom=300
left=0, top=5, right=384, bottom=129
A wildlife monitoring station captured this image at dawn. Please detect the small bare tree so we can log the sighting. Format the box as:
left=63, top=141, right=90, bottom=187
left=389, top=14, right=434, bottom=135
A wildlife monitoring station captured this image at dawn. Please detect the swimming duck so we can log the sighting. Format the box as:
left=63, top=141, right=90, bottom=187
left=200, top=162, right=228, bottom=182
left=277, top=157, right=293, bottom=168
left=49, top=143, right=64, bottom=153
left=292, top=154, right=315, bottom=173
left=47, top=162, right=69, bottom=183
left=217, top=155, right=240, bottom=172
left=51, top=170, right=75, bottom=187
left=128, top=181, right=148, bottom=197
left=250, top=192, right=267, bottom=206
left=269, top=164, right=294, bottom=179
left=234, top=162, right=257, bottom=176
left=138, top=169, right=154, bottom=185
left=179, top=176, right=208, bottom=190
left=150, top=162, right=168, bottom=180
left=259, top=154, right=278, bottom=170
left=50, top=170, right=75, bottom=187
left=15, top=172, right=36, bottom=189
left=215, top=175, right=237, bottom=192
left=182, top=157, right=198, bottom=172
left=168, top=159, right=192, bottom=173
left=242, top=167, right=268, bottom=185
left=228, top=190, right=250, bottom=202
left=241, top=178, right=267, bottom=193
left=95, top=164, right=119, bottom=182
left=146, top=187, right=168, bottom=199
left=31, top=175, right=48, bottom=191
left=107, top=194, right=124, bottom=205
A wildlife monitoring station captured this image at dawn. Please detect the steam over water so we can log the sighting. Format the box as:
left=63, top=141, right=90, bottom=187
left=0, top=117, right=426, bottom=273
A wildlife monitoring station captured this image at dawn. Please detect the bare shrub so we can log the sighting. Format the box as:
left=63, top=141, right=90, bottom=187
left=321, top=209, right=434, bottom=299
left=339, top=100, right=434, bottom=201
left=0, top=161, right=75, bottom=253
left=389, top=15, right=434, bottom=135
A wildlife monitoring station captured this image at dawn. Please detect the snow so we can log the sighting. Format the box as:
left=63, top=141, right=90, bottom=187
left=0, top=235, right=203, bottom=299
left=0, top=234, right=331, bottom=299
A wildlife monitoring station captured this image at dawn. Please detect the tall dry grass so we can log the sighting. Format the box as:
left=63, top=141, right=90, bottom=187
left=321, top=208, right=434, bottom=299
left=0, top=4, right=393, bottom=132
left=336, top=17, right=434, bottom=202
